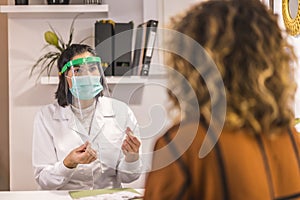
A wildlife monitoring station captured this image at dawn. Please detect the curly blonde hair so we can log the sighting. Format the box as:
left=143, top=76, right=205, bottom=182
left=166, top=0, right=297, bottom=134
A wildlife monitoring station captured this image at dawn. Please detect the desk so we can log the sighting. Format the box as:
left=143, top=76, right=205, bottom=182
left=0, top=190, right=72, bottom=200
left=0, top=189, right=144, bottom=200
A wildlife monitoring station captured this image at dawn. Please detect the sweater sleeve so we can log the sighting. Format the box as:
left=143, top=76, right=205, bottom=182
left=143, top=135, right=185, bottom=200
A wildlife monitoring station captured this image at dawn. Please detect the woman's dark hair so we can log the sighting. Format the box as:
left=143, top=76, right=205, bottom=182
left=55, top=44, right=96, bottom=107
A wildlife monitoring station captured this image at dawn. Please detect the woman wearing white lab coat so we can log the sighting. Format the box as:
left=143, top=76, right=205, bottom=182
left=32, top=44, right=142, bottom=190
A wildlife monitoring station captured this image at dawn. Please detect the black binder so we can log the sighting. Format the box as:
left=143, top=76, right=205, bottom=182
left=114, top=22, right=134, bottom=76
left=132, top=23, right=145, bottom=75
left=132, top=20, right=158, bottom=76
left=95, top=20, right=114, bottom=76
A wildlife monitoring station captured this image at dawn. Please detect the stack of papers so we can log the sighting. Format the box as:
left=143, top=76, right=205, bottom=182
left=69, top=188, right=143, bottom=200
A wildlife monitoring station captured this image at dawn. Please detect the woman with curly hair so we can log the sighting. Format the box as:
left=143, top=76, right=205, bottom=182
left=144, top=0, right=300, bottom=199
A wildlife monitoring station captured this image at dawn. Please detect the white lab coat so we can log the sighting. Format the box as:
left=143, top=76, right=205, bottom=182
left=32, top=96, right=142, bottom=190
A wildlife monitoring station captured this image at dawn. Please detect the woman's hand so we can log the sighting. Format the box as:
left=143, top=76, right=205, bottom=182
left=121, top=127, right=141, bottom=162
left=63, top=141, right=97, bottom=169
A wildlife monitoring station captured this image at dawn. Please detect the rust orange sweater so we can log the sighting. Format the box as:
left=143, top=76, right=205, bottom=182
left=144, top=123, right=300, bottom=200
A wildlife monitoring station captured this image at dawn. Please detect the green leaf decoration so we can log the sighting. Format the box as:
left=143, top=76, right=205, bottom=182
left=44, top=31, right=59, bottom=48
left=30, top=13, right=91, bottom=80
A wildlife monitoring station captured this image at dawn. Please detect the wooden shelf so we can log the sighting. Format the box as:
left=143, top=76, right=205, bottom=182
left=0, top=4, right=108, bottom=13
left=40, top=76, right=148, bottom=85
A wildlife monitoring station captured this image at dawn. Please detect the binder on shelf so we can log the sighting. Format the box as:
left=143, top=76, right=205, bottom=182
left=95, top=20, right=114, bottom=76
left=132, top=23, right=145, bottom=75
left=114, top=22, right=134, bottom=76
left=95, top=19, right=158, bottom=76
left=132, top=20, right=158, bottom=76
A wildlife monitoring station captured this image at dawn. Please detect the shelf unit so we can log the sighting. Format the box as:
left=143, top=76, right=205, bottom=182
left=0, top=4, right=150, bottom=85
left=0, top=4, right=109, bottom=13
left=40, top=76, right=148, bottom=85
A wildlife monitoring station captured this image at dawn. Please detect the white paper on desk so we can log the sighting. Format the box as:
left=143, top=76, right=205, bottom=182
left=77, top=191, right=139, bottom=200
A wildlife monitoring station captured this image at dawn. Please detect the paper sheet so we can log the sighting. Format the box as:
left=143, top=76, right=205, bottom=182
left=69, top=188, right=142, bottom=200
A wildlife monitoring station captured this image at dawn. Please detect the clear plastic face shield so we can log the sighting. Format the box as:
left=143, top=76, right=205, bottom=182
left=62, top=56, right=112, bottom=173
left=61, top=56, right=110, bottom=118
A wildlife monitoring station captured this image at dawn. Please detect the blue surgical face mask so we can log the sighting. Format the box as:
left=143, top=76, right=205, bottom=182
left=69, top=76, right=103, bottom=100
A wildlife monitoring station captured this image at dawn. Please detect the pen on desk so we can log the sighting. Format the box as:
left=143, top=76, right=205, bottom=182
left=127, top=196, right=144, bottom=200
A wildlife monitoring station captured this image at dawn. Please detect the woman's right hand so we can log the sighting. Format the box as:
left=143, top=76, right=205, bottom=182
left=63, top=141, right=97, bottom=169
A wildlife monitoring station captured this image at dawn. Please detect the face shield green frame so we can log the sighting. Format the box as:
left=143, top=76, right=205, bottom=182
left=62, top=55, right=111, bottom=100
left=60, top=56, right=101, bottom=75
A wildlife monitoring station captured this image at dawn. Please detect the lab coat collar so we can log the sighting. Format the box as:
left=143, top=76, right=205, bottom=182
left=53, top=102, right=71, bottom=120
left=97, top=96, right=116, bottom=117
left=52, top=97, right=116, bottom=139
left=85, top=97, right=116, bottom=141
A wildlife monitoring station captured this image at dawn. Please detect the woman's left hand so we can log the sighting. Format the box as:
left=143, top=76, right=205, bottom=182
left=121, top=127, right=141, bottom=162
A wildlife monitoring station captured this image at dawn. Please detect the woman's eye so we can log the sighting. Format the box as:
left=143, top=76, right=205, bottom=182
left=73, top=66, right=82, bottom=72
left=89, top=66, right=98, bottom=72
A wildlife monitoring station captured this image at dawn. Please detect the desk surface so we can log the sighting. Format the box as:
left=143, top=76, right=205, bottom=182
left=0, top=190, right=72, bottom=200
left=0, top=189, right=145, bottom=200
